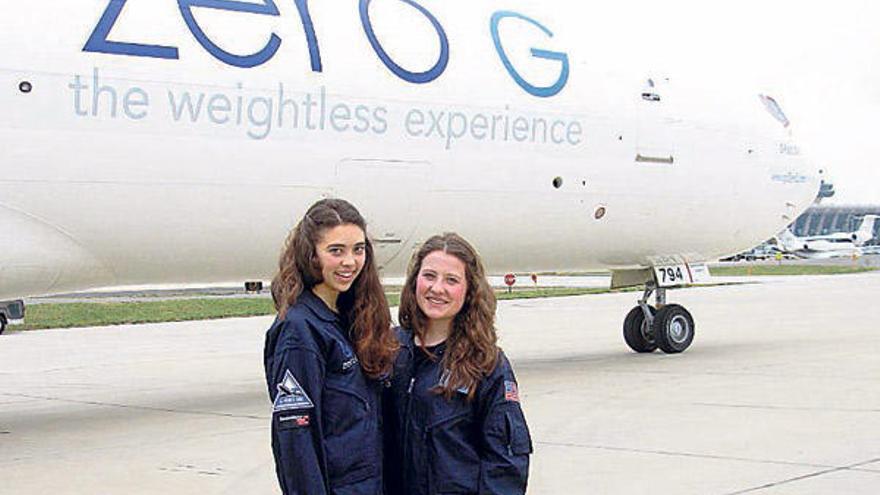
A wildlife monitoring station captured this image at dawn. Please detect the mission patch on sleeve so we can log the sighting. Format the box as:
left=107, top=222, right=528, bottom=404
left=273, top=370, right=315, bottom=412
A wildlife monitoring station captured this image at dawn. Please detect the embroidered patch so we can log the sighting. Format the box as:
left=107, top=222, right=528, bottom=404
left=278, top=413, right=311, bottom=430
left=438, top=370, right=470, bottom=394
left=504, top=381, right=520, bottom=402
left=273, top=370, right=314, bottom=412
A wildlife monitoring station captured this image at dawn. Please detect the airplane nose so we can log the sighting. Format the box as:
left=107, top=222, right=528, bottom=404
left=786, top=138, right=823, bottom=206
left=755, top=94, right=822, bottom=216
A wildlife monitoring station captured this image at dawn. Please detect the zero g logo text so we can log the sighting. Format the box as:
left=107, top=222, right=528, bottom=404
left=83, top=0, right=569, bottom=98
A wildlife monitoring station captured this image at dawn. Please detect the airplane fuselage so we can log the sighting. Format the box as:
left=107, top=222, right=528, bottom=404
left=0, top=1, right=820, bottom=299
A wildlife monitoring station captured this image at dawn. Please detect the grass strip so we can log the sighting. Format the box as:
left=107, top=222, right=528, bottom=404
left=709, top=265, right=877, bottom=276
left=495, top=287, right=639, bottom=300
left=10, top=280, right=777, bottom=331
left=19, top=287, right=641, bottom=331
left=19, top=298, right=277, bottom=331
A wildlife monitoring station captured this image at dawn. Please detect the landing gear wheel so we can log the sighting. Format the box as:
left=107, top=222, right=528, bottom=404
left=0, top=315, right=7, bottom=335
left=653, top=304, right=694, bottom=353
left=623, top=305, right=657, bottom=353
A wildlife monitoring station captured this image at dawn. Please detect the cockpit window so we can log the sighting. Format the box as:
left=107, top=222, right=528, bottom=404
left=759, top=94, right=790, bottom=128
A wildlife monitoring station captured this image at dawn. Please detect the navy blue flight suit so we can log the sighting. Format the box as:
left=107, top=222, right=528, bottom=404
left=384, top=328, right=532, bottom=495
left=264, top=290, right=385, bottom=495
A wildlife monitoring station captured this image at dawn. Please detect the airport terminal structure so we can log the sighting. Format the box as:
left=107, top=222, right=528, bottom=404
left=732, top=201, right=880, bottom=260
left=792, top=204, right=880, bottom=244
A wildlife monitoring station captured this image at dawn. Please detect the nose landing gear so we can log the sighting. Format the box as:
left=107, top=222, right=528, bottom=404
left=623, top=282, right=695, bottom=354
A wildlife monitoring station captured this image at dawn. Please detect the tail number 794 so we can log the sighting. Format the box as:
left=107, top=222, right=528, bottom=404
left=659, top=266, right=685, bottom=285
left=652, top=263, right=712, bottom=288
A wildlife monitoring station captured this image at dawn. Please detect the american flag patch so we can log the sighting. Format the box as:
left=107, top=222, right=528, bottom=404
left=279, top=414, right=310, bottom=429
left=504, top=381, right=519, bottom=402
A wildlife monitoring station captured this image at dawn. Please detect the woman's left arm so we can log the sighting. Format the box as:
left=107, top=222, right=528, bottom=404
left=477, top=366, right=533, bottom=495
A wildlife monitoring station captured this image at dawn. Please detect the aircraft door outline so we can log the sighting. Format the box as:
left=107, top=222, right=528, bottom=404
left=333, top=159, right=430, bottom=272
left=636, top=77, right=676, bottom=165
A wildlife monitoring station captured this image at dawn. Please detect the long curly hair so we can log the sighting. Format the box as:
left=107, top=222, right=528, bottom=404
left=271, top=198, right=396, bottom=379
left=399, top=233, right=499, bottom=400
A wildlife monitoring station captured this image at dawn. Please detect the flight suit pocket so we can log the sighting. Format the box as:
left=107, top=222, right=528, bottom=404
left=504, top=408, right=533, bottom=455
left=323, top=383, right=370, bottom=434
left=429, top=410, right=480, bottom=493
left=323, top=384, right=377, bottom=487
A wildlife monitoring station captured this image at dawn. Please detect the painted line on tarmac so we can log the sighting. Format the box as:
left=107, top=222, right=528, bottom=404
left=853, top=460, right=880, bottom=473
left=537, top=440, right=837, bottom=469
left=0, top=392, right=266, bottom=421
left=724, top=457, right=880, bottom=494
left=692, top=401, right=880, bottom=414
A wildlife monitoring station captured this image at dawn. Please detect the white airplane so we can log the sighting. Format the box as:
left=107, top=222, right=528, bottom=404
left=0, top=1, right=820, bottom=352
left=775, top=215, right=878, bottom=259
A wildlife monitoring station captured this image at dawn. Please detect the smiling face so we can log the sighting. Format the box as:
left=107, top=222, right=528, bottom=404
left=312, top=223, right=367, bottom=304
left=415, top=250, right=468, bottom=328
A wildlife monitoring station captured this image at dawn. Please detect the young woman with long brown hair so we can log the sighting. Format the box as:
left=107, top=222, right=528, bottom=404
left=384, top=233, right=532, bottom=495
left=264, top=198, right=397, bottom=495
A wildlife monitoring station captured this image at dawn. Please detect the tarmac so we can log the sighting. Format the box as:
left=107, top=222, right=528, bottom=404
left=1, top=271, right=879, bottom=494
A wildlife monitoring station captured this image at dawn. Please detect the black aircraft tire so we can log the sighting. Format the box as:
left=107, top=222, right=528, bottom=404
left=653, top=304, right=695, bottom=353
left=623, top=305, right=657, bottom=353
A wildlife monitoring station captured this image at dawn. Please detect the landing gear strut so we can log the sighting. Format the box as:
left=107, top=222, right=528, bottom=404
left=622, top=282, right=695, bottom=354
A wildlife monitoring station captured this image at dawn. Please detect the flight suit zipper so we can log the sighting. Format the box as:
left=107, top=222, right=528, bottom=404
left=402, top=376, right=415, bottom=492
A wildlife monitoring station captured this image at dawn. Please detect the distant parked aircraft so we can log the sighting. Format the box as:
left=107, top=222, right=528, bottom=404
left=775, top=215, right=878, bottom=259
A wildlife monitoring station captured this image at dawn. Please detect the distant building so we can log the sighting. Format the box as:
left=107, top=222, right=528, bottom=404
left=792, top=205, right=880, bottom=244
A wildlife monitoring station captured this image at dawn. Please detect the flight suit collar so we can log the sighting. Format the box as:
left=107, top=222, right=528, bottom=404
left=398, top=327, right=447, bottom=358
left=299, top=289, right=340, bottom=323
left=398, top=327, right=415, bottom=351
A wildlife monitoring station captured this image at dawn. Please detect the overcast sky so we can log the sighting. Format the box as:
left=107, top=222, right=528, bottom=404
left=567, top=0, right=880, bottom=205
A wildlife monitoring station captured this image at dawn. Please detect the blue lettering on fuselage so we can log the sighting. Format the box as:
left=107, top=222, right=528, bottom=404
left=177, top=0, right=283, bottom=69
left=359, top=0, right=449, bottom=84
left=83, top=0, right=179, bottom=59
left=82, top=1, right=567, bottom=97
left=490, top=11, right=569, bottom=98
